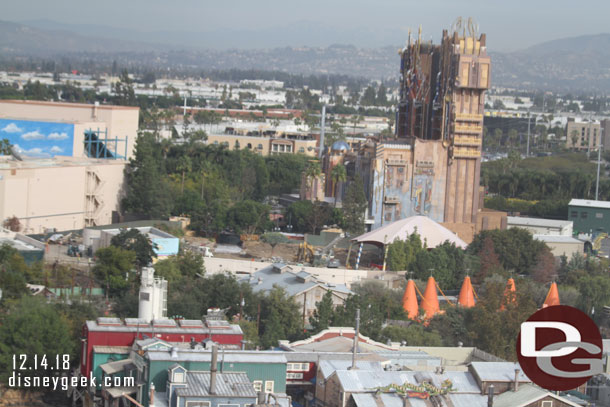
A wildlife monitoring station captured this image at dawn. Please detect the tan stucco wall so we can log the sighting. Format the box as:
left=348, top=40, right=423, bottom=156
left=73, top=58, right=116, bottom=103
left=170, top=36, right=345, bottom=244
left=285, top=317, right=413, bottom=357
left=545, top=241, right=583, bottom=258
left=207, top=133, right=317, bottom=156
left=0, top=159, right=126, bottom=233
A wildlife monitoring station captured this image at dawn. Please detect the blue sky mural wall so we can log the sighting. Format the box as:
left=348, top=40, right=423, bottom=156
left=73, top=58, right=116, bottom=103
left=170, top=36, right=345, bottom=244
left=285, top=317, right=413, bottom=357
left=0, top=119, right=74, bottom=158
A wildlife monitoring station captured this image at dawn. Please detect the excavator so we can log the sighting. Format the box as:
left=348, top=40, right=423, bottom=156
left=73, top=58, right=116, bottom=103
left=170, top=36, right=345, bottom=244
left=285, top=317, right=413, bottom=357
left=296, top=241, right=315, bottom=264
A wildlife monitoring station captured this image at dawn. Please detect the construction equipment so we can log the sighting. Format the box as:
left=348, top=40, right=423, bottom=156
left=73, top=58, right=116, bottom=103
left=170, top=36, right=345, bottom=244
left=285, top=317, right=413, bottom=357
left=593, top=233, right=608, bottom=253
left=296, top=242, right=315, bottom=264
left=240, top=234, right=259, bottom=242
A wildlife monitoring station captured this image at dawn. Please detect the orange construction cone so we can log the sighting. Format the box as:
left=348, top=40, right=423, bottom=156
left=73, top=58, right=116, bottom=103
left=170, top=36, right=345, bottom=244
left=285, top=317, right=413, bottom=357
left=458, top=276, right=476, bottom=308
left=402, top=280, right=419, bottom=320
left=542, top=282, right=560, bottom=308
left=421, top=276, right=440, bottom=319
left=500, top=278, right=516, bottom=310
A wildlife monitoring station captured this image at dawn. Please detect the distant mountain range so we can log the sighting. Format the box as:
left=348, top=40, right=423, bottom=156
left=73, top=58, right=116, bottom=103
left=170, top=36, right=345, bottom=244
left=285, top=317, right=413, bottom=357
left=2, top=20, right=610, bottom=92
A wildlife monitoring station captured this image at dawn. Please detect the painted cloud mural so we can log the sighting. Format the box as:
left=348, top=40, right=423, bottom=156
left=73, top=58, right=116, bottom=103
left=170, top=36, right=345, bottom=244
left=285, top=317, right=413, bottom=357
left=0, top=119, right=74, bottom=157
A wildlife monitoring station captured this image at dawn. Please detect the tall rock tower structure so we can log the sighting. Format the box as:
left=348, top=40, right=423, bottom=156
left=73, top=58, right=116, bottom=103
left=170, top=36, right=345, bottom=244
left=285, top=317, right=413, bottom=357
left=395, top=18, right=490, bottom=240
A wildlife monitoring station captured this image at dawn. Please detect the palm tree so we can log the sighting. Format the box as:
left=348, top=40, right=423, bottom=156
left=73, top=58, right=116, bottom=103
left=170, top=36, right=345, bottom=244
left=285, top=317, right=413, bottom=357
left=570, top=130, right=580, bottom=150
left=305, top=160, right=322, bottom=200
left=330, top=163, right=347, bottom=207
left=177, top=156, right=192, bottom=194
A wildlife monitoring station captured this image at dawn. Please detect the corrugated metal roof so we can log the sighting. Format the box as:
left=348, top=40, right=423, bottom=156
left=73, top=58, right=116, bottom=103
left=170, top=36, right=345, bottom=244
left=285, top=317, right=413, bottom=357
left=335, top=370, right=417, bottom=392
left=93, top=346, right=130, bottom=354
left=533, top=234, right=583, bottom=244
left=469, top=362, right=530, bottom=382
left=336, top=369, right=481, bottom=395
left=494, top=384, right=581, bottom=407
left=146, top=350, right=287, bottom=364
left=319, top=360, right=383, bottom=379
left=569, top=199, right=610, bottom=209
left=293, top=336, right=392, bottom=353
left=151, top=391, right=169, bottom=407
left=447, top=393, right=488, bottom=407
left=428, top=371, right=480, bottom=393
left=100, top=359, right=136, bottom=375
left=507, top=216, right=572, bottom=228
left=351, top=392, right=427, bottom=407
left=85, top=320, right=243, bottom=335
left=174, top=371, right=256, bottom=398
left=242, top=264, right=353, bottom=297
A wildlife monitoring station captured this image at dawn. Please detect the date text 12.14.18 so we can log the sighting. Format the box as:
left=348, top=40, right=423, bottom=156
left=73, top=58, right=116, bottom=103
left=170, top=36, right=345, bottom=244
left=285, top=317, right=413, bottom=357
left=12, top=354, right=70, bottom=371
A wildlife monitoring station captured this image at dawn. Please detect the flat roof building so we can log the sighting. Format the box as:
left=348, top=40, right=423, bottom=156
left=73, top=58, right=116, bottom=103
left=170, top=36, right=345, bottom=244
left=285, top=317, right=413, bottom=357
left=507, top=216, right=573, bottom=236
left=0, top=100, right=140, bottom=232
left=568, top=199, right=610, bottom=235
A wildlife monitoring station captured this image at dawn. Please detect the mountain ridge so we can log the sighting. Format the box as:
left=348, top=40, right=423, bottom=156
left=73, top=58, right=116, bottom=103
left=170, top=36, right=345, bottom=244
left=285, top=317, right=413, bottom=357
left=2, top=20, right=610, bottom=92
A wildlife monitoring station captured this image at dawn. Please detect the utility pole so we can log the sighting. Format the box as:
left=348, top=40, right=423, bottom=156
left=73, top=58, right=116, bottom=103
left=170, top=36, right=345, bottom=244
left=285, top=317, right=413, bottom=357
left=587, top=115, right=593, bottom=160
left=318, top=105, right=326, bottom=159
left=596, top=144, right=603, bottom=201
left=526, top=109, right=531, bottom=157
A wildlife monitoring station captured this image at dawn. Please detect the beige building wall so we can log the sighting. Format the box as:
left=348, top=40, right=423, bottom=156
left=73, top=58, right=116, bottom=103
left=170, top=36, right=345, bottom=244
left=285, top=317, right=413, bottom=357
left=207, top=133, right=317, bottom=156
left=0, top=158, right=126, bottom=233
left=544, top=241, right=583, bottom=258
left=0, top=100, right=138, bottom=159
left=566, top=121, right=601, bottom=150
left=294, top=286, right=350, bottom=320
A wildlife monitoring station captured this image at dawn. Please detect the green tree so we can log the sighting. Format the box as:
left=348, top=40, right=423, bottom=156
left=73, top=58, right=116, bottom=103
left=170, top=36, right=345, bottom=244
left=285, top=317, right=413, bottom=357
left=0, top=296, right=74, bottom=382
left=386, top=233, right=424, bottom=272
left=122, top=132, right=172, bottom=218
left=305, top=160, right=322, bottom=196
left=93, top=246, right=136, bottom=295
left=507, top=129, right=519, bottom=149
left=0, top=244, right=32, bottom=298
left=469, top=228, right=548, bottom=276
left=110, top=228, right=157, bottom=269
left=570, top=130, right=580, bottom=149
left=309, top=291, right=335, bottom=334
left=177, top=155, right=192, bottom=194
left=258, top=287, right=303, bottom=348
left=261, top=232, right=289, bottom=256
left=285, top=200, right=314, bottom=233
left=494, top=128, right=503, bottom=148
left=379, top=324, right=442, bottom=346
left=577, top=275, right=610, bottom=322
left=0, top=138, right=11, bottom=155
left=342, top=176, right=367, bottom=235
left=331, top=163, right=347, bottom=207
left=413, top=241, right=468, bottom=289
left=308, top=201, right=332, bottom=235
left=492, top=99, right=505, bottom=110
left=113, top=69, right=136, bottom=106
left=225, top=200, right=271, bottom=234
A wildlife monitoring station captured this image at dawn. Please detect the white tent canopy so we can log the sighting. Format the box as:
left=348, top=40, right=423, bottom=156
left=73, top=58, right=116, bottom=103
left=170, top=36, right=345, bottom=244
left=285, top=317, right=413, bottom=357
left=351, top=215, right=467, bottom=249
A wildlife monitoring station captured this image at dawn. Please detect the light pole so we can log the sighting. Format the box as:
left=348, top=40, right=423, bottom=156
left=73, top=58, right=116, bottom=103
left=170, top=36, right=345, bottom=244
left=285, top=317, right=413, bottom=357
left=526, top=109, right=531, bottom=157
left=239, top=295, right=245, bottom=321
left=596, top=144, right=603, bottom=201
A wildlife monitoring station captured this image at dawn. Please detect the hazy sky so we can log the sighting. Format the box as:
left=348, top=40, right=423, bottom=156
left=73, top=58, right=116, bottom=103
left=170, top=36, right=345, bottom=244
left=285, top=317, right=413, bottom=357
left=5, top=0, right=610, bottom=51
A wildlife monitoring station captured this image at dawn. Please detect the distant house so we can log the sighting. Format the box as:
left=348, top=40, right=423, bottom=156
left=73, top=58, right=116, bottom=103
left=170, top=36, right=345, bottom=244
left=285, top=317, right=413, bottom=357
left=534, top=235, right=584, bottom=258
left=168, top=365, right=258, bottom=407
left=241, top=263, right=352, bottom=321
left=84, top=226, right=179, bottom=259
left=568, top=199, right=610, bottom=235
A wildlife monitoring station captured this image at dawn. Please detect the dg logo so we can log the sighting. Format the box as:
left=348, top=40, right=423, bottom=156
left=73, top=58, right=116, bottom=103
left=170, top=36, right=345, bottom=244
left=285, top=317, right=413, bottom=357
left=517, top=305, right=603, bottom=391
